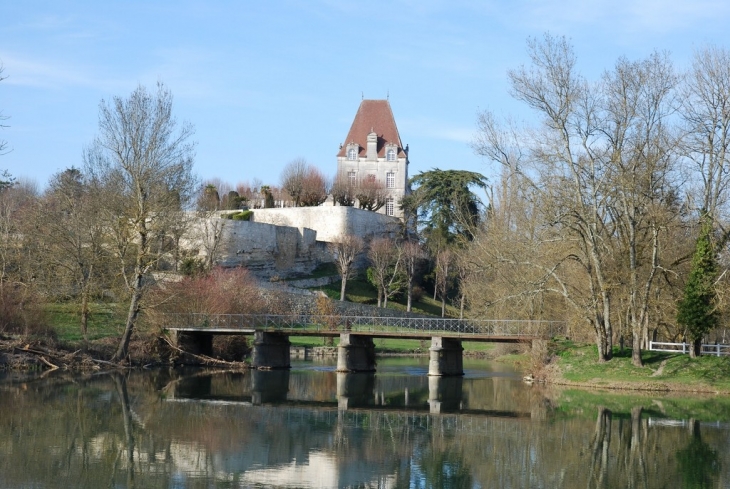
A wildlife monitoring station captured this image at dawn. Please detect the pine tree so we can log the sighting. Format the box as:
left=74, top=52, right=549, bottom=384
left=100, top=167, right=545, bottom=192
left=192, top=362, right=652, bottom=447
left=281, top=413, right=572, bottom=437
left=677, top=214, right=719, bottom=357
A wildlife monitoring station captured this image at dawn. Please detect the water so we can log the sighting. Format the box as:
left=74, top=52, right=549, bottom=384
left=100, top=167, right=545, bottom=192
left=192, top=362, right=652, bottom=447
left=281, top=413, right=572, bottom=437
left=1, top=358, right=729, bottom=488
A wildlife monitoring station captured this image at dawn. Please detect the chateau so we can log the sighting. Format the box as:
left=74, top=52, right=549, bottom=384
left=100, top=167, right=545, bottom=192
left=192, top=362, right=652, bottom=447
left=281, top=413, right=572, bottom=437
left=336, top=99, right=409, bottom=218
left=186, top=99, right=408, bottom=277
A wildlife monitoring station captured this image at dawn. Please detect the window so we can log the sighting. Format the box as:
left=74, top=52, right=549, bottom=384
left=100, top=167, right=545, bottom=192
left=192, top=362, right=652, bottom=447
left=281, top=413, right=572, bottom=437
left=348, top=171, right=356, bottom=186
left=386, top=148, right=396, bottom=162
left=385, top=198, right=395, bottom=216
left=386, top=172, right=395, bottom=189
left=347, top=148, right=357, bottom=160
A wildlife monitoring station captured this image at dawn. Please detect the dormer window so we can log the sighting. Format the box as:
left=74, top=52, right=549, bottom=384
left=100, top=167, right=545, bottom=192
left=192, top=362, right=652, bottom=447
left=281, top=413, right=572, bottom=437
left=346, top=144, right=358, bottom=161
left=386, top=147, right=397, bottom=162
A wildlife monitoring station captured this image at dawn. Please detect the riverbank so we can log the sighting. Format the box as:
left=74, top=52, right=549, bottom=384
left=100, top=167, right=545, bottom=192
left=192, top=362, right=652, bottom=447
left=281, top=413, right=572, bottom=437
left=536, top=338, right=730, bottom=394
left=3, top=335, right=730, bottom=395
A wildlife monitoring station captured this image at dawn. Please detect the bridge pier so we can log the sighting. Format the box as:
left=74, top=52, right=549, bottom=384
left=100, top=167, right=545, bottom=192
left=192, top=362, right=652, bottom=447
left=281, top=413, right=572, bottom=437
left=251, top=369, right=290, bottom=405
left=428, top=375, right=464, bottom=414
left=252, top=332, right=291, bottom=369
left=337, top=334, right=376, bottom=372
left=171, top=331, right=214, bottom=357
left=336, top=372, right=376, bottom=410
left=428, top=337, right=464, bottom=376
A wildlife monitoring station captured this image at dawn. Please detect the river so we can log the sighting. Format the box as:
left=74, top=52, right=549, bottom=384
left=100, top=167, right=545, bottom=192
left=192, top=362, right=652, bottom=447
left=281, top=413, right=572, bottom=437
left=0, top=357, right=728, bottom=488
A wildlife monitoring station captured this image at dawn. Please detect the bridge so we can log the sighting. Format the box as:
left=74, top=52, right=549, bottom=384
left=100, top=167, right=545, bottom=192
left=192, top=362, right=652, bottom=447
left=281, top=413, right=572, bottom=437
left=164, top=313, right=563, bottom=376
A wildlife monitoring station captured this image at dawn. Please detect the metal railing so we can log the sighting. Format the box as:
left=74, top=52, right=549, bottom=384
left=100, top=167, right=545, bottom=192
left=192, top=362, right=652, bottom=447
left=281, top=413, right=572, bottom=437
left=649, top=341, right=730, bottom=357
left=163, top=313, right=565, bottom=339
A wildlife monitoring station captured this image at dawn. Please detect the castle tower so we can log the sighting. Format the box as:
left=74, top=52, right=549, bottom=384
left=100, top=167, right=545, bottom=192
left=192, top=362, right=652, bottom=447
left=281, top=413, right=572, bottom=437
left=336, top=100, right=409, bottom=218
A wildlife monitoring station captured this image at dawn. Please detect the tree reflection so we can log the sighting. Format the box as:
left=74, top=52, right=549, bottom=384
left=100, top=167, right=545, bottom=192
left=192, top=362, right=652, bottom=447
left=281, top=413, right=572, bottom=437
left=676, top=419, right=720, bottom=489
left=112, top=372, right=136, bottom=489
left=415, top=447, right=473, bottom=488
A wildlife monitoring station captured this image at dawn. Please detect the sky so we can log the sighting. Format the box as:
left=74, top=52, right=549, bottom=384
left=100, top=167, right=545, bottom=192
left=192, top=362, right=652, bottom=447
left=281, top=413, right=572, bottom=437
left=3, top=0, right=730, bottom=192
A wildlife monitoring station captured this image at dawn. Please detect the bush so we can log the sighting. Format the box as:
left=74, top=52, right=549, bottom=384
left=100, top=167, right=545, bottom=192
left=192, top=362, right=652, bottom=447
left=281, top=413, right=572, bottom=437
left=411, top=285, right=425, bottom=302
left=0, top=285, right=54, bottom=338
left=146, top=267, right=267, bottom=328
left=225, top=210, right=252, bottom=221
left=179, top=257, right=206, bottom=277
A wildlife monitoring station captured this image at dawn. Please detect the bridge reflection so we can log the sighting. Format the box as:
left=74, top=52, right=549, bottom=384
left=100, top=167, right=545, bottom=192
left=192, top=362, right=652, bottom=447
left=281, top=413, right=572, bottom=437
left=165, top=370, right=533, bottom=418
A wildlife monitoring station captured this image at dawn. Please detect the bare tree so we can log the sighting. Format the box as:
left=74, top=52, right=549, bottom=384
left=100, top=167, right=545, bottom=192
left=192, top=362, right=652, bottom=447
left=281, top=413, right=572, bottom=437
left=84, top=83, right=197, bottom=362
left=401, top=240, right=425, bottom=312
left=280, top=158, right=308, bottom=206
left=331, top=172, right=356, bottom=207
left=367, top=237, right=404, bottom=307
left=682, top=45, right=730, bottom=227
left=0, top=63, right=8, bottom=155
left=434, top=248, right=453, bottom=317
left=472, top=35, right=683, bottom=361
left=356, top=176, right=387, bottom=211
left=329, top=234, right=364, bottom=301
left=35, top=168, right=109, bottom=340
left=299, top=165, right=329, bottom=206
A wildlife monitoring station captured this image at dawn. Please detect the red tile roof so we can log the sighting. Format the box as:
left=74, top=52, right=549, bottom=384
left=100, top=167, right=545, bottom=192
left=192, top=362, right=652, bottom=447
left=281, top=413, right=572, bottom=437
left=337, top=100, right=406, bottom=159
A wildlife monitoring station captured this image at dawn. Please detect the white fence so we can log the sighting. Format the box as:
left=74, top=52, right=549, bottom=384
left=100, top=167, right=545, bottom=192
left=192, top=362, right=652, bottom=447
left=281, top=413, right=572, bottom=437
left=648, top=341, right=730, bottom=357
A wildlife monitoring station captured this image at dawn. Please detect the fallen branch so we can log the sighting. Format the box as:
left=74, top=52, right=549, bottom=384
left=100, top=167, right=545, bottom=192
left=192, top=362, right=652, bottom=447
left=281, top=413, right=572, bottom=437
left=39, top=356, right=59, bottom=371
left=162, top=336, right=249, bottom=369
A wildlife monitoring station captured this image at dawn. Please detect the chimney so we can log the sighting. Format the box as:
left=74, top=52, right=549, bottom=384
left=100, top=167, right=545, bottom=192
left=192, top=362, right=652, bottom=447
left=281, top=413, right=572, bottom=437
left=366, top=131, right=377, bottom=161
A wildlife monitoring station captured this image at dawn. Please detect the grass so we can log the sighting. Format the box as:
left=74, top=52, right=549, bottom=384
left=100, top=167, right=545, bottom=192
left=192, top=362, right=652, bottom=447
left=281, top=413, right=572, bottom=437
left=549, top=338, right=730, bottom=392
left=285, top=262, right=339, bottom=281
left=314, top=276, right=461, bottom=317
left=43, top=302, right=124, bottom=342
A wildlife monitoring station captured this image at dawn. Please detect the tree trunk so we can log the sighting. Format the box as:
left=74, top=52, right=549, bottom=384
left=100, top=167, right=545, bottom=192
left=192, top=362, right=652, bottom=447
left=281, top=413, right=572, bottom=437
left=632, top=331, right=643, bottom=367
left=339, top=271, right=348, bottom=301
left=690, top=338, right=701, bottom=358
left=406, top=279, right=413, bottom=313
left=113, top=269, right=143, bottom=362
left=80, top=288, right=89, bottom=344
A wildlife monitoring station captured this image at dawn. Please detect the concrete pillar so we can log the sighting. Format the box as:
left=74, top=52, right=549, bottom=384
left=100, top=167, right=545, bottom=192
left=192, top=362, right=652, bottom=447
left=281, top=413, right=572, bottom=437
left=252, top=332, right=291, bottom=369
left=336, top=334, right=376, bottom=372
left=336, top=372, right=376, bottom=410
left=428, top=375, right=464, bottom=414
left=251, top=369, right=290, bottom=405
left=172, top=331, right=213, bottom=357
left=428, top=337, right=464, bottom=376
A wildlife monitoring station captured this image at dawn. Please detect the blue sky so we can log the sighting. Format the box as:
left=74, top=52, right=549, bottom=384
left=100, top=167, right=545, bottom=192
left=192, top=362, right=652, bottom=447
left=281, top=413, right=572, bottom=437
left=3, top=0, right=730, bottom=191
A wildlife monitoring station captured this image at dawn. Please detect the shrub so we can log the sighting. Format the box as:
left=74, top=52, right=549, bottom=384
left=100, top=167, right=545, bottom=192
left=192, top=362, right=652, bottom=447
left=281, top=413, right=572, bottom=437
left=0, top=285, right=54, bottom=338
left=229, top=210, right=252, bottom=221
left=146, top=267, right=266, bottom=328
left=179, top=257, right=206, bottom=277
left=411, top=285, right=425, bottom=302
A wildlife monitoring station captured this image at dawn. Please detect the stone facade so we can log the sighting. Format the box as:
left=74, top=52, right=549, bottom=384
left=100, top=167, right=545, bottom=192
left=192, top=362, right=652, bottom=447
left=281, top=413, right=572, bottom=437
left=250, top=206, right=401, bottom=242
left=336, top=100, right=409, bottom=218
left=186, top=207, right=401, bottom=278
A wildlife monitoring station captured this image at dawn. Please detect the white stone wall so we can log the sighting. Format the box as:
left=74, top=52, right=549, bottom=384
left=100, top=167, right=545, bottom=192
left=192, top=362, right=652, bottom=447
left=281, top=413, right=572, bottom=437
left=250, top=206, right=401, bottom=242
left=184, top=217, right=327, bottom=277
left=182, top=207, right=399, bottom=278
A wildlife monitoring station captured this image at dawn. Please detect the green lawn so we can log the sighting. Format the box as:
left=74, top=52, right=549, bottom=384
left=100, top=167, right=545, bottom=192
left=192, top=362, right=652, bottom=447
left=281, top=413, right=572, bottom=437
left=314, top=276, right=461, bottom=317
left=551, top=338, right=730, bottom=392
left=43, top=302, right=125, bottom=342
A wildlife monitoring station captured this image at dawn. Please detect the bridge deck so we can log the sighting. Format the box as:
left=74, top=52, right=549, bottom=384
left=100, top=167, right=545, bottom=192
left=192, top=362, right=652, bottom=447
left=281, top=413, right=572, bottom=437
left=167, top=327, right=538, bottom=342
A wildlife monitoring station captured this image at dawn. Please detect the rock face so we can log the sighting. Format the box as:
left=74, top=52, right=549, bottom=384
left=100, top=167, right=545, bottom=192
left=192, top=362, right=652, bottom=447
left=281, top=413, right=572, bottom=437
left=185, top=207, right=401, bottom=279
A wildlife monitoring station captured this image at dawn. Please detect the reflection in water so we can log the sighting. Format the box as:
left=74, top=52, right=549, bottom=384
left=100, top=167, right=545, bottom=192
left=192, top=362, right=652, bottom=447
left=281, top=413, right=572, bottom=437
left=1, top=360, right=730, bottom=488
left=428, top=375, right=463, bottom=414
left=676, top=420, right=721, bottom=488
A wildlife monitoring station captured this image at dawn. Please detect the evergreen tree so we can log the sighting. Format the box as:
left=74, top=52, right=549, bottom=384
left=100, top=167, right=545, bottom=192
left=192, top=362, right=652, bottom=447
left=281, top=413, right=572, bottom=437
left=677, top=214, right=719, bottom=357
